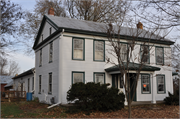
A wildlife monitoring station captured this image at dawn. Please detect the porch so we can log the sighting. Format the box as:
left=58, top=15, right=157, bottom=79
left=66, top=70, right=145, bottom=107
left=1, top=91, right=26, bottom=102
left=131, top=101, right=164, bottom=105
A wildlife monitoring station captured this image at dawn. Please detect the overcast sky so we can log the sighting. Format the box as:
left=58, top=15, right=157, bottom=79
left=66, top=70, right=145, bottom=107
left=10, top=0, right=36, bottom=73
left=9, top=0, right=178, bottom=74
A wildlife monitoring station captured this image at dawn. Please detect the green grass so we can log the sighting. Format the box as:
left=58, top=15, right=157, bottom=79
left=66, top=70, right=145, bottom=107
left=1, top=101, right=68, bottom=118
left=1, top=102, right=23, bottom=117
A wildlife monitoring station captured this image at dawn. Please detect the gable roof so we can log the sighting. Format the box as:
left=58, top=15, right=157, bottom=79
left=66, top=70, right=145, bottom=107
left=12, top=68, right=34, bottom=79
left=0, top=75, right=13, bottom=84
left=4, top=80, right=13, bottom=88
left=105, top=62, right=161, bottom=72
left=33, top=15, right=174, bottom=50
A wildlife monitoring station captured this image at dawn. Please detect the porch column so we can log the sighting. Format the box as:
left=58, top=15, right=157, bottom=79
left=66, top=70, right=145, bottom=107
left=123, top=73, right=128, bottom=105
left=151, top=73, right=156, bottom=104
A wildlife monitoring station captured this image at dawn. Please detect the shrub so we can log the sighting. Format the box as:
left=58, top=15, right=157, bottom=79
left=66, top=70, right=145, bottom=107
left=67, top=82, right=125, bottom=112
left=164, top=90, right=179, bottom=105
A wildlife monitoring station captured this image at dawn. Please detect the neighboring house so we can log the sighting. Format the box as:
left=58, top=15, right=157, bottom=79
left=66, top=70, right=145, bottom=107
left=4, top=81, right=14, bottom=91
left=15, top=8, right=176, bottom=105
left=0, top=75, right=13, bottom=92
left=13, top=68, right=35, bottom=93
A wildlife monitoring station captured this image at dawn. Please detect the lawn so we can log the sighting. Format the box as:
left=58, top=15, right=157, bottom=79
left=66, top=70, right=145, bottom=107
left=1, top=101, right=179, bottom=118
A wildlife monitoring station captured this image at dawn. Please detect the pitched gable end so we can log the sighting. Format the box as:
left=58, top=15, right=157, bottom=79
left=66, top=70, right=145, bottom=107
left=33, top=15, right=59, bottom=50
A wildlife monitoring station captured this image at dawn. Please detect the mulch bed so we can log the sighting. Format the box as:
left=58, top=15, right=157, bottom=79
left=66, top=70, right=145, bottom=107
left=65, top=105, right=179, bottom=118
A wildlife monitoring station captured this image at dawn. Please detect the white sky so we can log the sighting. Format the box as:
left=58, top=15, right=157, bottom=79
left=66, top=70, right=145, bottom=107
left=9, top=0, right=179, bottom=74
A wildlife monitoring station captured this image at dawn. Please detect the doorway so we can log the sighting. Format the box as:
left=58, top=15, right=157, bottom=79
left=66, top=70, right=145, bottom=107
left=129, top=73, right=137, bottom=101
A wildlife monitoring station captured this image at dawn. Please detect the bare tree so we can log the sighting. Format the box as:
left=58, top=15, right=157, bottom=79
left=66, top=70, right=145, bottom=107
left=65, top=0, right=128, bottom=23
left=131, top=0, right=180, bottom=29
left=0, top=0, right=24, bottom=57
left=103, top=1, right=173, bottom=116
left=7, top=60, right=20, bottom=76
left=0, top=56, right=8, bottom=75
left=0, top=56, right=20, bottom=76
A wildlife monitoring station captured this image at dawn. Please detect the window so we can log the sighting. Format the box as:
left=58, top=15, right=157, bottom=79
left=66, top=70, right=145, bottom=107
left=49, top=42, right=53, bottom=62
left=32, top=77, right=34, bottom=90
left=39, top=49, right=42, bottom=66
left=112, top=75, right=118, bottom=88
left=140, top=45, right=150, bottom=63
left=94, top=40, right=105, bottom=61
left=94, top=72, right=105, bottom=84
left=156, top=47, right=164, bottom=65
left=141, top=74, right=151, bottom=94
left=39, top=75, right=41, bottom=94
left=48, top=73, right=52, bottom=94
left=157, top=75, right=165, bottom=93
left=120, top=43, right=127, bottom=62
left=28, top=78, right=30, bottom=92
left=41, top=34, right=43, bottom=41
left=120, top=76, right=123, bottom=88
left=72, top=38, right=85, bottom=60
left=49, top=27, right=52, bottom=35
left=72, top=72, right=84, bottom=84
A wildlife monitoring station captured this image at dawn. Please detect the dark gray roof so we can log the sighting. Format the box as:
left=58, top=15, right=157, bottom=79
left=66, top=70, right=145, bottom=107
left=4, top=80, right=13, bottom=88
left=0, top=75, right=13, bottom=84
left=105, top=62, right=161, bottom=72
left=13, top=68, right=35, bottom=79
left=46, top=15, right=171, bottom=41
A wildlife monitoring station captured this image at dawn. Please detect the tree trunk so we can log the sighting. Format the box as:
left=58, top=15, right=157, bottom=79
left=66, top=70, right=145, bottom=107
left=128, top=93, right=131, bottom=118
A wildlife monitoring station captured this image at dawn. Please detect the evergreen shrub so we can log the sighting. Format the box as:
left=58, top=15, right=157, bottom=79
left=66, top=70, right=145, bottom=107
left=67, top=82, right=125, bottom=111
left=164, top=90, right=179, bottom=105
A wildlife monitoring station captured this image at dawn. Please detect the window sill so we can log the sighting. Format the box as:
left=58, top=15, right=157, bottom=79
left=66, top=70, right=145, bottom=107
left=142, top=92, right=151, bottom=94
left=72, top=59, right=85, bottom=61
left=93, top=60, right=105, bottom=62
left=157, top=92, right=166, bottom=94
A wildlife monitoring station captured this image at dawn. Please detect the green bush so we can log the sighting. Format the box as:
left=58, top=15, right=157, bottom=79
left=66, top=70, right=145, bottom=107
left=164, top=90, right=179, bottom=105
left=67, top=82, right=125, bottom=112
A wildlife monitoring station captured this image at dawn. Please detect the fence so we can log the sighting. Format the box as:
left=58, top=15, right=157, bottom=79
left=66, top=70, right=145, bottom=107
left=1, top=91, right=26, bottom=102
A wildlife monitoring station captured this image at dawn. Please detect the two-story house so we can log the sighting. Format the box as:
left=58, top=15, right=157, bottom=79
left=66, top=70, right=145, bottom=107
left=13, top=8, right=175, bottom=105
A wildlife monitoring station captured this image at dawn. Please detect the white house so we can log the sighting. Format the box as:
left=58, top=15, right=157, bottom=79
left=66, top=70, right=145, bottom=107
left=13, top=68, right=35, bottom=93
left=13, top=9, right=176, bottom=105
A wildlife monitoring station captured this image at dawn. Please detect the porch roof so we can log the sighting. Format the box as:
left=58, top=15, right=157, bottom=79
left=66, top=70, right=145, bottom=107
left=172, top=72, right=178, bottom=76
left=105, top=62, right=161, bottom=72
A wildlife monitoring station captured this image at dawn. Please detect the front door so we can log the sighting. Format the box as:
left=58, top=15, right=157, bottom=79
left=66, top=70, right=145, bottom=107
left=130, top=73, right=137, bottom=101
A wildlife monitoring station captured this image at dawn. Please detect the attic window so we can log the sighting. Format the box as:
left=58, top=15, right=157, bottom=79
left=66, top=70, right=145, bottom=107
left=49, top=27, right=52, bottom=35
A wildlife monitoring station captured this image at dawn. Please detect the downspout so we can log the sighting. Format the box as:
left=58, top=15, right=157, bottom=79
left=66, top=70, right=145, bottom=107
left=48, top=29, right=64, bottom=109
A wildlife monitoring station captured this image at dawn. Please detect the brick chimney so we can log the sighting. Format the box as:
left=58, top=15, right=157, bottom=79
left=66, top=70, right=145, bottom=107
left=48, top=7, right=54, bottom=16
left=137, top=22, right=143, bottom=29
